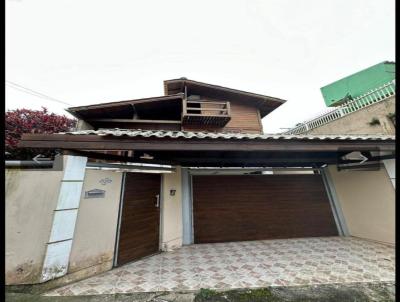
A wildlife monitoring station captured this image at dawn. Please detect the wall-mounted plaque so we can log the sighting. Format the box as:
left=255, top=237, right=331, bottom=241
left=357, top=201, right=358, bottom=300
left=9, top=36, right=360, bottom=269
left=84, top=189, right=106, bottom=199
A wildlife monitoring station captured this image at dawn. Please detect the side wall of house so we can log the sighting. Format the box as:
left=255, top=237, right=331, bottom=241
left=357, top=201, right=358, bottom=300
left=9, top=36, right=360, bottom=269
left=68, top=169, right=122, bottom=277
left=223, top=100, right=263, bottom=133
left=161, top=167, right=183, bottom=251
left=5, top=169, right=63, bottom=285
left=306, top=96, right=395, bottom=135
left=328, top=165, right=395, bottom=245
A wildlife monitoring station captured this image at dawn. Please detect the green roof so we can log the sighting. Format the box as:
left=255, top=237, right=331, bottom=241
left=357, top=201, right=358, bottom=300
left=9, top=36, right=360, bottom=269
left=321, top=61, right=395, bottom=107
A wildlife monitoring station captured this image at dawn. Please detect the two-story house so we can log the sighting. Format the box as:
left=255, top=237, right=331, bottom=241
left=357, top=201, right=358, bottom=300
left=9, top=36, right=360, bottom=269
left=12, top=78, right=395, bottom=285
left=68, top=77, right=283, bottom=134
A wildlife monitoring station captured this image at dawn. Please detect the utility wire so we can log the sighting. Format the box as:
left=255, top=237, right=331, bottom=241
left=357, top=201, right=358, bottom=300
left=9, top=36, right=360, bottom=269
left=6, top=80, right=72, bottom=106
left=6, top=85, right=70, bottom=106
left=6, top=80, right=73, bottom=106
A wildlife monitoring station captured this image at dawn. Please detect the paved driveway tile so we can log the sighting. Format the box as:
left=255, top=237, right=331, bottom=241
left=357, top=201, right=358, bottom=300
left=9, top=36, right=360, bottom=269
left=44, top=237, right=395, bottom=296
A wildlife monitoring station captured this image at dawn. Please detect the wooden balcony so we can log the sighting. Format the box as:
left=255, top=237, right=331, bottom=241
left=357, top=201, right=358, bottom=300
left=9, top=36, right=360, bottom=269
left=182, top=99, right=231, bottom=126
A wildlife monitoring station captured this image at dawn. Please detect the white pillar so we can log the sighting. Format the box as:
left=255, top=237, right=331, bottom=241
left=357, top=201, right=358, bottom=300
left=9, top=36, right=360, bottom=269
left=41, top=155, right=87, bottom=282
left=383, top=159, right=396, bottom=189
left=161, top=167, right=183, bottom=251
left=181, top=168, right=193, bottom=245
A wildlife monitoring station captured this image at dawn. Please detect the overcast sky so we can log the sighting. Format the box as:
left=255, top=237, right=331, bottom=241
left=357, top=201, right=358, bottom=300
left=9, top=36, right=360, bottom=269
left=6, top=0, right=395, bottom=133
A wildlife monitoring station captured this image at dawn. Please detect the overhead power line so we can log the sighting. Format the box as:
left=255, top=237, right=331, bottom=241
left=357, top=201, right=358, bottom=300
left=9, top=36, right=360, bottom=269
left=6, top=80, right=73, bottom=106
left=6, top=84, right=69, bottom=105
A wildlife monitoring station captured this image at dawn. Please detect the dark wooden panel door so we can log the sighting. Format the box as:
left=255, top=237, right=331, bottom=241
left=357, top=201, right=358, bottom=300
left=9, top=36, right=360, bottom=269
left=117, top=173, right=161, bottom=266
left=193, top=174, right=338, bottom=244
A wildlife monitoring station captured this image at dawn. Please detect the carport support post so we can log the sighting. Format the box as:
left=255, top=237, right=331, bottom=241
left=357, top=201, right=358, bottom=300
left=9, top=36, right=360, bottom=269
left=383, top=159, right=395, bottom=189
left=321, top=167, right=349, bottom=236
left=181, top=168, right=193, bottom=245
left=40, top=155, right=87, bottom=282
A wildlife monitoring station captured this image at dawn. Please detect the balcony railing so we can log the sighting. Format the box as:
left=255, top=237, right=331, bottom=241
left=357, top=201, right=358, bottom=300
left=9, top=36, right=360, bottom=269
left=284, top=80, right=396, bottom=135
left=182, top=99, right=231, bottom=126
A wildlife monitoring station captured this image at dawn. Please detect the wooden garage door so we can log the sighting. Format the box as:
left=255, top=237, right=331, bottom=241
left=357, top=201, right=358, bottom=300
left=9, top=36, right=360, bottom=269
left=193, top=174, right=338, bottom=243
left=117, top=173, right=161, bottom=266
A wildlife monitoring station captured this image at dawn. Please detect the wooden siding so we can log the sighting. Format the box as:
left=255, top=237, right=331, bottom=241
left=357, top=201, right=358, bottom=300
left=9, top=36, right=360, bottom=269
left=182, top=98, right=263, bottom=133
left=193, top=174, right=338, bottom=243
left=78, top=96, right=262, bottom=133
left=90, top=121, right=181, bottom=131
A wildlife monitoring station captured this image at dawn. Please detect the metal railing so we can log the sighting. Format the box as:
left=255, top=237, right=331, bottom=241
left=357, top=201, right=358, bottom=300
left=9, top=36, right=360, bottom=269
left=284, top=80, right=396, bottom=135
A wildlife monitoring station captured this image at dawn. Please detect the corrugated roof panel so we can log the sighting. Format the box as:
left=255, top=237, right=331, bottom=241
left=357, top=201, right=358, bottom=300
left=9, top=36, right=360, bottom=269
left=63, top=129, right=395, bottom=141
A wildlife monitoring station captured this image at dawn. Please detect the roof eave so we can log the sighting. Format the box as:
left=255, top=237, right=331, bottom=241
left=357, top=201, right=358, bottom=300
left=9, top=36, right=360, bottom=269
left=164, top=78, right=287, bottom=105
left=68, top=93, right=184, bottom=113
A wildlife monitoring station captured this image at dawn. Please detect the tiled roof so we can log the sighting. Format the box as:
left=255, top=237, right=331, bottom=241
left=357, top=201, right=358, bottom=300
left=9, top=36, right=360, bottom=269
left=64, top=129, right=395, bottom=141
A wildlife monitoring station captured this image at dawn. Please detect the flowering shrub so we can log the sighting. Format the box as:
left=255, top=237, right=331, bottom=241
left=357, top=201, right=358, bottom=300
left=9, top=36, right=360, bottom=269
left=5, top=107, right=76, bottom=159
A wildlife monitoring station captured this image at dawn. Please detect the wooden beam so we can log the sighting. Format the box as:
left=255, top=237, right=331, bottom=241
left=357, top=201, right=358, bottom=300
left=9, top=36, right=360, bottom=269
left=369, top=154, right=396, bottom=161
left=179, top=162, right=328, bottom=168
left=337, top=162, right=382, bottom=171
left=86, top=118, right=181, bottom=124
left=68, top=94, right=184, bottom=111
left=19, top=134, right=395, bottom=152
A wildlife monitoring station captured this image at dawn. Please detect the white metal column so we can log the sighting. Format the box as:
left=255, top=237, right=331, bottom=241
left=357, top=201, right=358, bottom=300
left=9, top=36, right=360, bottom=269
left=41, top=155, right=87, bottom=282
left=181, top=168, right=193, bottom=245
left=321, top=167, right=349, bottom=236
left=383, top=159, right=396, bottom=188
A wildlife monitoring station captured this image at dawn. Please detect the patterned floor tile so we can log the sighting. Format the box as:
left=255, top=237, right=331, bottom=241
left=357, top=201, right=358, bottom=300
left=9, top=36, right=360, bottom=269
left=44, top=237, right=395, bottom=296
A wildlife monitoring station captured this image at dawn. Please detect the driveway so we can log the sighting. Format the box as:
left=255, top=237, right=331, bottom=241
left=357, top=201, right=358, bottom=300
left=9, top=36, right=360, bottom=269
left=45, top=237, right=395, bottom=296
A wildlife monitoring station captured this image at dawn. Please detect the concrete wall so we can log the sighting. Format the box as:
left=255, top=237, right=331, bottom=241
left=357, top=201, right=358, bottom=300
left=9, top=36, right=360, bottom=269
left=5, top=169, right=63, bottom=285
left=68, top=169, right=122, bottom=275
left=6, top=163, right=184, bottom=285
left=307, top=97, right=395, bottom=135
left=328, top=165, right=395, bottom=245
left=5, top=167, right=123, bottom=285
left=161, top=167, right=183, bottom=251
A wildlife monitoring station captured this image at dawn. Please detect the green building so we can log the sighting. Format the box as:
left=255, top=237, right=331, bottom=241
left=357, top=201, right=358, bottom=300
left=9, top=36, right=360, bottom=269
left=321, top=61, right=395, bottom=107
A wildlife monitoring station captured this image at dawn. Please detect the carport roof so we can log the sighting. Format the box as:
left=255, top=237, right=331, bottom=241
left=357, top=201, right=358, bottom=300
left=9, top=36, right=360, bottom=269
left=60, top=129, right=395, bottom=141
left=19, top=129, right=395, bottom=167
left=20, top=129, right=395, bottom=153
